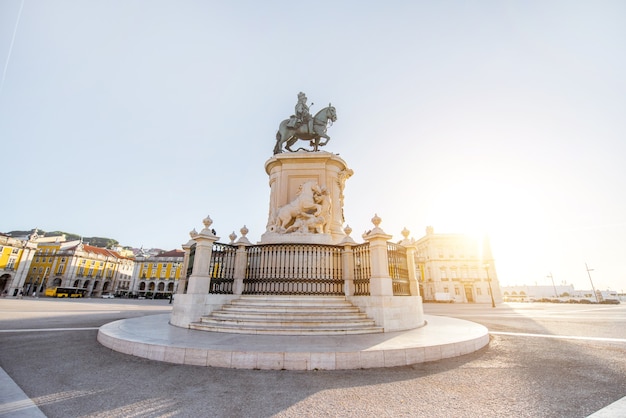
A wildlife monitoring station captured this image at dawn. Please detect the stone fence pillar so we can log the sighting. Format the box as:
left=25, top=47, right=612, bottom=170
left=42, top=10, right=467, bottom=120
left=232, top=226, right=252, bottom=296
left=341, top=246, right=355, bottom=297
left=171, top=216, right=219, bottom=328
left=404, top=244, right=420, bottom=297
left=186, top=224, right=219, bottom=295
left=399, top=227, right=420, bottom=297
left=177, top=238, right=195, bottom=294
left=362, top=214, right=393, bottom=296
left=232, top=245, right=248, bottom=295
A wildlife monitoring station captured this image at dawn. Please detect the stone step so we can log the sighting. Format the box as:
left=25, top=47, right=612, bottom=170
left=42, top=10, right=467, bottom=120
left=188, top=322, right=384, bottom=335
left=191, top=295, right=383, bottom=335
left=238, top=295, right=347, bottom=301
left=210, top=311, right=369, bottom=321
left=200, top=316, right=376, bottom=328
left=220, top=305, right=361, bottom=314
left=231, top=297, right=354, bottom=307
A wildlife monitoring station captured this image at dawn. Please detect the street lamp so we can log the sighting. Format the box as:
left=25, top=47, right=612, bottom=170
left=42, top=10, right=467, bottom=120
left=585, top=263, right=599, bottom=303
left=547, top=272, right=559, bottom=298
left=484, top=264, right=496, bottom=308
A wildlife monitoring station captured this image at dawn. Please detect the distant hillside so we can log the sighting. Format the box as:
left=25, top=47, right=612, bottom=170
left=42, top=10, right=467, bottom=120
left=5, top=229, right=119, bottom=249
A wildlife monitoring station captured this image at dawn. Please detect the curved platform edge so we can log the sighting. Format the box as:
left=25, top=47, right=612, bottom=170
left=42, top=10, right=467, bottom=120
left=97, top=314, right=489, bottom=370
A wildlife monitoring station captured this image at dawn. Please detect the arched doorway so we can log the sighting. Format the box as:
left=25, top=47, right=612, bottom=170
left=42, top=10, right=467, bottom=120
left=0, top=274, right=11, bottom=293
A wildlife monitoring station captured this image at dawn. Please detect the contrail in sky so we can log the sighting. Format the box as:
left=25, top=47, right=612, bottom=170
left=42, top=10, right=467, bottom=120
left=0, top=0, right=25, bottom=97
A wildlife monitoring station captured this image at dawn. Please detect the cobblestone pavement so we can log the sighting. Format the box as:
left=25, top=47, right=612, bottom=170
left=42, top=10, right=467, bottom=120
left=1, top=299, right=625, bottom=417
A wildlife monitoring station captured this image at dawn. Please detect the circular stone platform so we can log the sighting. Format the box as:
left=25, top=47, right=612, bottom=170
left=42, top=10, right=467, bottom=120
left=98, top=314, right=489, bottom=370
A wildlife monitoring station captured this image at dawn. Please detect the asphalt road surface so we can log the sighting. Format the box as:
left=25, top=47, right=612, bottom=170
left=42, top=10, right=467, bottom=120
left=1, top=298, right=625, bottom=418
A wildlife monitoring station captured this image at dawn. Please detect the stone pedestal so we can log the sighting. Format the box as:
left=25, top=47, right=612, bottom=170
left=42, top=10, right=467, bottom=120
left=261, top=151, right=353, bottom=244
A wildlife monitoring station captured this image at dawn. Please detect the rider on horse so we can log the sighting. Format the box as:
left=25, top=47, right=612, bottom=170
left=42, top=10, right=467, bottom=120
left=287, top=92, right=313, bottom=133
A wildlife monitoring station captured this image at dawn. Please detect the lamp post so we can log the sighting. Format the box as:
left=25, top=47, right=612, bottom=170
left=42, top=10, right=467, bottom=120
left=484, top=264, right=496, bottom=308
left=547, top=272, right=559, bottom=298
left=585, top=263, right=599, bottom=303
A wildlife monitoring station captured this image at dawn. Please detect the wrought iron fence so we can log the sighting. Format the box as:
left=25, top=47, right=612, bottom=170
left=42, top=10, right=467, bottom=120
left=352, top=243, right=371, bottom=296
left=243, top=243, right=343, bottom=295
left=208, top=243, right=236, bottom=294
left=196, top=240, right=411, bottom=297
left=387, top=242, right=411, bottom=296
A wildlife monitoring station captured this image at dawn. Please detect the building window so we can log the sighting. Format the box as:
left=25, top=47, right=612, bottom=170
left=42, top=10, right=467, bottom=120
left=477, top=288, right=482, bottom=295
left=455, top=287, right=460, bottom=295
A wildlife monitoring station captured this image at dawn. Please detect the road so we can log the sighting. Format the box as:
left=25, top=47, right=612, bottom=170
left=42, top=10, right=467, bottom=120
left=0, top=298, right=625, bottom=418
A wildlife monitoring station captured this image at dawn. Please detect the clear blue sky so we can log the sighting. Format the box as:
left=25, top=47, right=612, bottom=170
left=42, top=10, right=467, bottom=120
left=2, top=1, right=625, bottom=292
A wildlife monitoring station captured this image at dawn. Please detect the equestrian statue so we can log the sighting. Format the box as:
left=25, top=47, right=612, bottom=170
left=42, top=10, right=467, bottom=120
left=274, top=92, right=337, bottom=154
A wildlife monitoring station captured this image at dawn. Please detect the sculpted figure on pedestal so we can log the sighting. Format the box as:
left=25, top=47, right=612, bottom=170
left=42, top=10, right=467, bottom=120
left=269, top=181, right=332, bottom=235
left=274, top=92, right=337, bottom=154
left=287, top=92, right=313, bottom=133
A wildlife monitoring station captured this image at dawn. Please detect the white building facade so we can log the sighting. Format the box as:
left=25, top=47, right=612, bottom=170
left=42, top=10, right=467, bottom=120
left=415, top=226, right=502, bottom=304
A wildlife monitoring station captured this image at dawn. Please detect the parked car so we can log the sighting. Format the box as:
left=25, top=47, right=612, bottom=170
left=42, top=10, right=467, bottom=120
left=101, top=294, right=115, bottom=299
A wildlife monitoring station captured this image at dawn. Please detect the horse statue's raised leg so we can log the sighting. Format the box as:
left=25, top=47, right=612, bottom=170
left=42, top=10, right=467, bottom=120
left=273, top=138, right=282, bottom=154
left=274, top=129, right=285, bottom=154
left=318, top=133, right=330, bottom=147
left=285, top=136, right=298, bottom=152
left=310, top=137, right=320, bottom=152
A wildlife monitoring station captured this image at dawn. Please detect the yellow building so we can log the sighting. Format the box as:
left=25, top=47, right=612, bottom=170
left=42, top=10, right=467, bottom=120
left=0, top=233, right=38, bottom=296
left=24, top=240, right=133, bottom=297
left=414, top=226, right=502, bottom=304
left=132, top=249, right=184, bottom=298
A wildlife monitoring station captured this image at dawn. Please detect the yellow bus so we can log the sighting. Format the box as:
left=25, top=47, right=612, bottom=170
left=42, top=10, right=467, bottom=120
left=44, top=287, right=86, bottom=298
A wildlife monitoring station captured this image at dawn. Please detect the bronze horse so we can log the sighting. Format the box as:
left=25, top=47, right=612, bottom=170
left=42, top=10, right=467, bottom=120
left=274, top=105, right=337, bottom=154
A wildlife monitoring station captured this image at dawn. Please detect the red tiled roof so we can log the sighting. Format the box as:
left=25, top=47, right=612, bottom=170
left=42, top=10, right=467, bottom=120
left=156, top=249, right=184, bottom=258
left=82, top=244, right=121, bottom=258
left=63, top=243, right=131, bottom=260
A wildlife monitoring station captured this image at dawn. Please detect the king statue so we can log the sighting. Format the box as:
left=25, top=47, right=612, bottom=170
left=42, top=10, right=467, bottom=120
left=274, top=92, right=337, bottom=154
